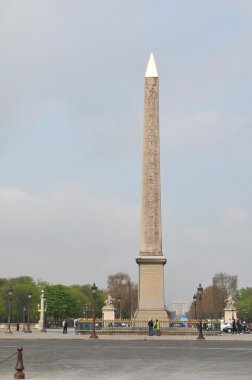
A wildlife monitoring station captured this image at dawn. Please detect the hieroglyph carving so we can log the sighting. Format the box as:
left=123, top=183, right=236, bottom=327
left=141, top=77, right=162, bottom=255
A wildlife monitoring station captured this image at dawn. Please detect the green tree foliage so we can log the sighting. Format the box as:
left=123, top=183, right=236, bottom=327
left=0, top=276, right=114, bottom=323
left=10, top=276, right=36, bottom=286
left=236, top=287, right=252, bottom=322
left=0, top=276, right=39, bottom=322
left=96, top=288, right=106, bottom=318
left=70, top=284, right=106, bottom=318
left=12, top=283, right=40, bottom=323
left=70, top=285, right=91, bottom=316
left=43, top=283, right=107, bottom=322
left=45, top=284, right=80, bottom=322
left=0, top=278, right=8, bottom=288
left=0, top=298, right=5, bottom=319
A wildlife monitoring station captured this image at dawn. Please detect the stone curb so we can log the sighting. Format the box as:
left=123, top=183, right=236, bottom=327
left=1, top=330, right=252, bottom=341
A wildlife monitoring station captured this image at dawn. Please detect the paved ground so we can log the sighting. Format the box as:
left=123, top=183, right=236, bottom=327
left=1, top=329, right=252, bottom=379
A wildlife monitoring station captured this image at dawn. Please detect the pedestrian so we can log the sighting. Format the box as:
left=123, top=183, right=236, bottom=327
left=74, top=318, right=78, bottom=334
left=232, top=318, right=237, bottom=334
left=63, top=319, right=68, bottom=334
left=148, top=319, right=154, bottom=336
left=237, top=319, right=242, bottom=334
left=64, top=320, right=68, bottom=334
left=154, top=319, right=161, bottom=336
left=16, top=323, right=20, bottom=331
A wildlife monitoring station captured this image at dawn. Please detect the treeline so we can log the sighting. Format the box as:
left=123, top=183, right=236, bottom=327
left=188, top=273, right=252, bottom=322
left=0, top=273, right=138, bottom=324
left=188, top=284, right=252, bottom=322
left=236, top=287, right=252, bottom=322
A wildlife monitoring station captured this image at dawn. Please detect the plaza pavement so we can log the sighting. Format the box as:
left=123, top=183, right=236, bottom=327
left=1, top=329, right=252, bottom=379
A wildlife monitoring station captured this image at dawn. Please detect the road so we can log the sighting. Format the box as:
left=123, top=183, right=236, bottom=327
left=0, top=338, right=252, bottom=379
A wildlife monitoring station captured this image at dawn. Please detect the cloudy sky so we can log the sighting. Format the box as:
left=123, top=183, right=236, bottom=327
left=1, top=0, right=252, bottom=309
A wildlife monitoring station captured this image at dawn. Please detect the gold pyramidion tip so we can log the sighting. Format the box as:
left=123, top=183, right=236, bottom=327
left=145, top=52, right=158, bottom=77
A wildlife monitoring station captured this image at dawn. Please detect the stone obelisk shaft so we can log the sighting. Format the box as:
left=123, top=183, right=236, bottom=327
left=141, top=57, right=162, bottom=256
left=135, top=53, right=167, bottom=320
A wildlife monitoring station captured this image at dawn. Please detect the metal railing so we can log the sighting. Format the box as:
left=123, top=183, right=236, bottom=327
left=75, top=319, right=221, bottom=335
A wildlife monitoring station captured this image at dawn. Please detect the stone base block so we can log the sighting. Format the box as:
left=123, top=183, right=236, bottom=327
left=134, top=308, right=168, bottom=321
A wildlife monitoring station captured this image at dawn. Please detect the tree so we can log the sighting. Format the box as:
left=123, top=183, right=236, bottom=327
left=69, top=284, right=106, bottom=318
left=213, top=273, right=237, bottom=299
left=202, top=285, right=227, bottom=319
left=0, top=278, right=8, bottom=288
left=236, top=287, right=252, bottom=322
left=45, top=284, right=80, bottom=323
left=106, top=273, right=138, bottom=318
left=96, top=288, right=106, bottom=318
left=9, top=276, right=35, bottom=286
left=70, top=285, right=91, bottom=317
left=44, top=283, right=106, bottom=322
left=189, top=285, right=227, bottom=319
left=0, top=277, right=39, bottom=323
left=11, top=283, right=40, bottom=323
left=0, top=298, right=5, bottom=321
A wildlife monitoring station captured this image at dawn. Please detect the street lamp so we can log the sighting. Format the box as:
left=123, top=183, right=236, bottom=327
left=41, top=296, right=47, bottom=333
left=26, top=293, right=32, bottom=333
left=196, top=283, right=205, bottom=340
left=90, top=283, right=98, bottom=339
left=5, top=287, right=13, bottom=334
left=22, top=306, right=26, bottom=332
left=193, top=293, right=197, bottom=319
left=117, top=297, right=121, bottom=319
left=83, top=306, right=89, bottom=319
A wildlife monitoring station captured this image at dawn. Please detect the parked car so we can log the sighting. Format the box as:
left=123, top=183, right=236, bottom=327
left=221, top=322, right=232, bottom=333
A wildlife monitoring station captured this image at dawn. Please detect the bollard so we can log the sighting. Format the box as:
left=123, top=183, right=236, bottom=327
left=14, top=346, right=25, bottom=379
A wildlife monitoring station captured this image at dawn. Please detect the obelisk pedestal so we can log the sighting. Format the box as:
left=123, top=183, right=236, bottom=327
left=134, top=53, right=168, bottom=321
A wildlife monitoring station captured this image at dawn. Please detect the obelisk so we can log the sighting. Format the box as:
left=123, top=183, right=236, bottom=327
left=134, top=53, right=168, bottom=320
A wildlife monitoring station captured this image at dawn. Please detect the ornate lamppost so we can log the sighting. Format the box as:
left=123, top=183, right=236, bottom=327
left=26, top=293, right=32, bottom=333
left=41, top=293, right=47, bottom=332
left=90, top=283, right=98, bottom=339
left=117, top=296, right=121, bottom=319
left=195, top=284, right=205, bottom=340
left=22, top=306, right=26, bottom=332
left=83, top=306, right=89, bottom=319
left=42, top=298, right=47, bottom=332
left=193, top=293, right=197, bottom=319
left=5, top=287, right=13, bottom=334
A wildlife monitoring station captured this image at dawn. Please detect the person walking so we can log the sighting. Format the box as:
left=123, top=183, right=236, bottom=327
left=148, top=319, right=154, bottom=336
left=74, top=318, right=78, bottom=334
left=63, top=319, right=68, bottom=334
left=232, top=318, right=237, bottom=334
left=237, top=319, right=242, bottom=334
left=154, top=319, right=161, bottom=336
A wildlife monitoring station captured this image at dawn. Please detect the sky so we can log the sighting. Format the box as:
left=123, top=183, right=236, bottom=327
left=1, top=0, right=252, bottom=310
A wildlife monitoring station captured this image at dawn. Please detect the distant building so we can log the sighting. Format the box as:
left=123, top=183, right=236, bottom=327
left=172, top=300, right=189, bottom=319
